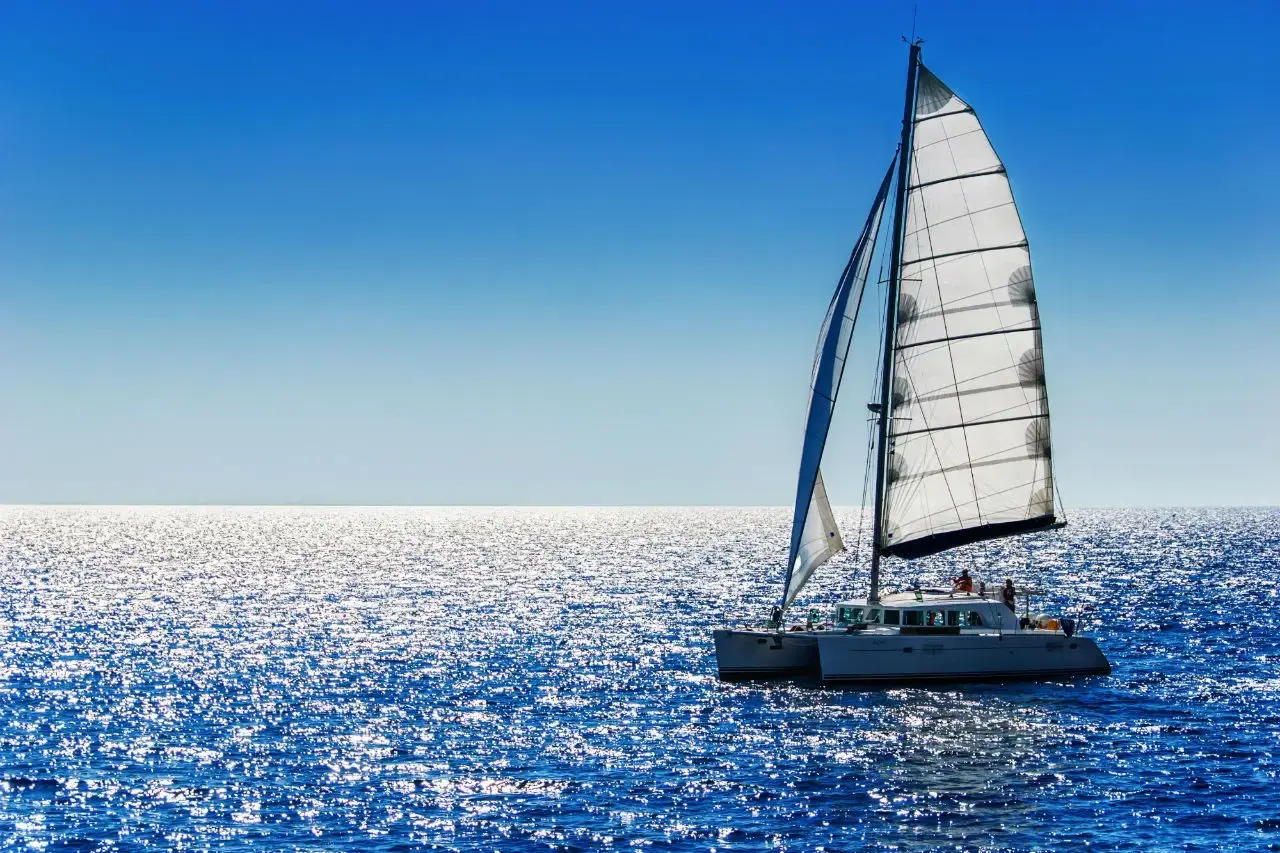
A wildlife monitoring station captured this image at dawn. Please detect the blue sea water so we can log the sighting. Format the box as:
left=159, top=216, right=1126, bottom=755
left=1, top=506, right=1278, bottom=852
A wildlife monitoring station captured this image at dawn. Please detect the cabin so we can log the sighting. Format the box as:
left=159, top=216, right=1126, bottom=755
left=830, top=589, right=1034, bottom=633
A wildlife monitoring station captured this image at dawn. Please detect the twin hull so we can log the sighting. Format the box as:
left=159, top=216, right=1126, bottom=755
left=714, top=628, right=1110, bottom=683
left=712, top=629, right=820, bottom=680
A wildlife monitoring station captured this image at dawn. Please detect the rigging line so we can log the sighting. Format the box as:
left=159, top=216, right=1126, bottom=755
left=848, top=411, right=877, bottom=600
left=975, top=108, right=1048, bottom=424
left=891, top=476, right=1052, bottom=524
left=952, top=163, right=1020, bottom=519
left=932, top=108, right=1042, bottom=425
left=966, top=109, right=1043, bottom=421
left=899, top=353, right=1043, bottom=399
left=898, top=485, right=1051, bottom=536
left=862, top=265, right=890, bottom=484
left=855, top=268, right=888, bottom=545
left=913, top=128, right=986, bottom=156
left=916, top=122, right=983, bottom=144
left=889, top=189, right=952, bottom=522
left=851, top=256, right=891, bottom=596
left=903, top=199, right=1016, bottom=233
left=892, top=356, right=966, bottom=524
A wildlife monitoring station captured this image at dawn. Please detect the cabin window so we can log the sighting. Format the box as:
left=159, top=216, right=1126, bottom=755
left=882, top=609, right=900, bottom=625
left=865, top=609, right=882, bottom=624
left=902, top=610, right=922, bottom=626
left=942, top=610, right=984, bottom=627
left=837, top=607, right=863, bottom=624
left=925, top=610, right=946, bottom=627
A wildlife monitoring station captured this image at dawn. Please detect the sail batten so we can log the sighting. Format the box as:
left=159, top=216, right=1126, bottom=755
left=914, top=107, right=974, bottom=123
left=909, top=167, right=1007, bottom=191
left=780, top=157, right=896, bottom=608
left=879, top=63, right=1056, bottom=561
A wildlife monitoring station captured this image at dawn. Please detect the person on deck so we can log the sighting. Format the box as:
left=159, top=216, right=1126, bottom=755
left=1001, top=579, right=1016, bottom=612
left=952, top=569, right=974, bottom=593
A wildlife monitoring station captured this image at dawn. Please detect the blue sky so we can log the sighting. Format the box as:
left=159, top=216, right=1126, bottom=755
left=1, top=0, right=1277, bottom=505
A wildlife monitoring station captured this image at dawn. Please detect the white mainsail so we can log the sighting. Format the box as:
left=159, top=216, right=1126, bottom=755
left=780, top=160, right=895, bottom=607
left=880, top=65, right=1056, bottom=559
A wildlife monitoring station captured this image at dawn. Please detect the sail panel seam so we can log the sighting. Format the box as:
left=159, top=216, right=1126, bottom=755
left=901, top=451, right=1043, bottom=481
left=905, top=199, right=1016, bottom=234
left=888, top=478, right=1051, bottom=525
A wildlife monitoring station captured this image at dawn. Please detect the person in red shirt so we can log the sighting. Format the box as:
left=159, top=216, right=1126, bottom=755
left=952, top=569, right=974, bottom=593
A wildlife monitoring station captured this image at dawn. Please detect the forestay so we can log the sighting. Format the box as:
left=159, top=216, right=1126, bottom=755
left=781, top=159, right=895, bottom=607
left=881, top=65, right=1056, bottom=560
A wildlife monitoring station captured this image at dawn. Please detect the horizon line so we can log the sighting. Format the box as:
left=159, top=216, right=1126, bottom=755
left=1, top=503, right=1276, bottom=510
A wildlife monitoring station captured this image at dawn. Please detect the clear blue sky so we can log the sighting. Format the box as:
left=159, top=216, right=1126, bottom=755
left=1, top=1, right=1277, bottom=505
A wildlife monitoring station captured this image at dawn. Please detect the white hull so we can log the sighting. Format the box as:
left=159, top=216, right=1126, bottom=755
left=816, top=629, right=1110, bottom=684
left=712, top=629, right=822, bottom=680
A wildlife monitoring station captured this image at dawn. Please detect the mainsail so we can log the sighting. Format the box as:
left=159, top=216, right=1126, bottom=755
left=780, top=158, right=895, bottom=607
left=879, top=64, right=1056, bottom=560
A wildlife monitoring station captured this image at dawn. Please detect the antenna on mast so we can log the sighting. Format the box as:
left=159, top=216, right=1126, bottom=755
left=903, top=4, right=924, bottom=47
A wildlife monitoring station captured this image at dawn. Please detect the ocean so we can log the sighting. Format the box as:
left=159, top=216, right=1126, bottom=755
left=1, top=506, right=1277, bottom=851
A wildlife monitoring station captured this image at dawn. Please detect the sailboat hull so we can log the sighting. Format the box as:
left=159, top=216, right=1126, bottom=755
left=816, top=631, right=1110, bottom=684
left=713, top=629, right=822, bottom=680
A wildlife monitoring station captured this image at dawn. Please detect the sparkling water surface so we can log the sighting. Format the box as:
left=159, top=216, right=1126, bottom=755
left=2, top=506, right=1278, bottom=851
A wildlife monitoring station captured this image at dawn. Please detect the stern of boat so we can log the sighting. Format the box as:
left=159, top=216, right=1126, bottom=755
left=713, top=628, right=819, bottom=680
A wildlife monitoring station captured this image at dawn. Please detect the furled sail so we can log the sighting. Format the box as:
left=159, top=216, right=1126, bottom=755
left=880, top=65, right=1056, bottom=560
left=781, top=157, right=895, bottom=607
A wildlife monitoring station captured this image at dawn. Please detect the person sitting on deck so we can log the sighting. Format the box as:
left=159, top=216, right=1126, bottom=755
left=952, top=569, right=974, bottom=593
left=1001, top=579, right=1016, bottom=612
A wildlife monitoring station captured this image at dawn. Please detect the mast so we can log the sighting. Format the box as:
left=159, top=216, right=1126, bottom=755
left=868, top=41, right=921, bottom=603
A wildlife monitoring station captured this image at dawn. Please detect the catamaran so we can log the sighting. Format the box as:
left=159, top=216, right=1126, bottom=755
left=713, top=42, right=1110, bottom=683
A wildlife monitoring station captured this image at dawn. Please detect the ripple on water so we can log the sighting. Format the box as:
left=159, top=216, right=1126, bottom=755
left=1, top=506, right=1278, bottom=850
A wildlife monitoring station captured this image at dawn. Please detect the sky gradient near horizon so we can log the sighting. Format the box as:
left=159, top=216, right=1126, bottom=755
left=2, top=1, right=1278, bottom=505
